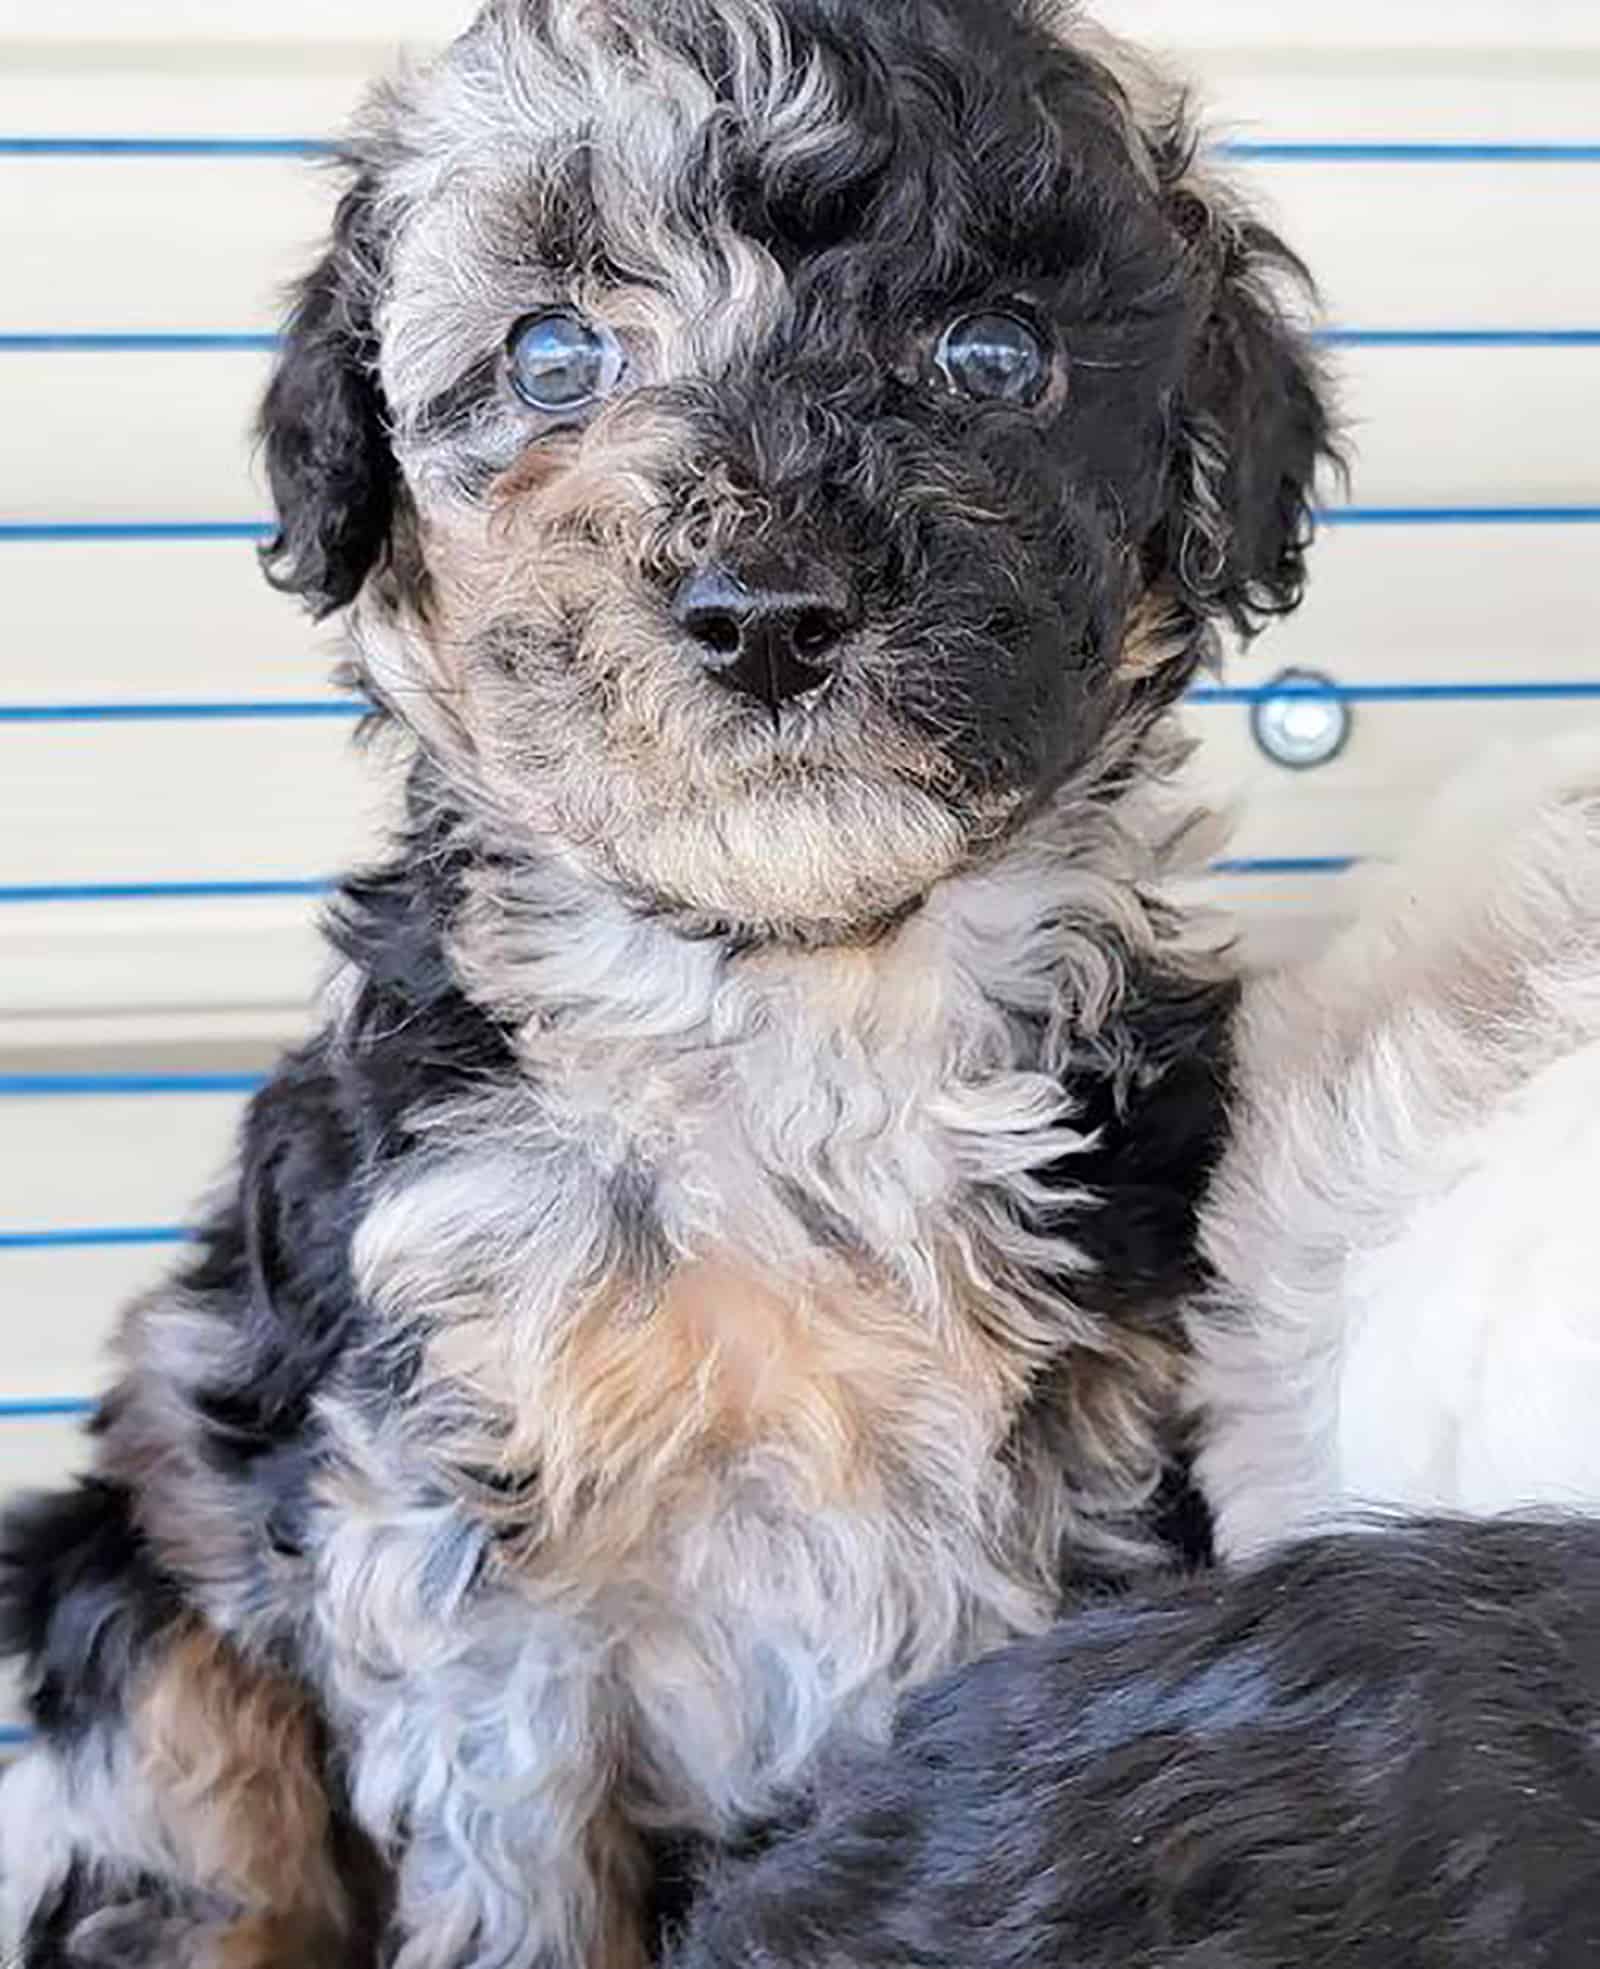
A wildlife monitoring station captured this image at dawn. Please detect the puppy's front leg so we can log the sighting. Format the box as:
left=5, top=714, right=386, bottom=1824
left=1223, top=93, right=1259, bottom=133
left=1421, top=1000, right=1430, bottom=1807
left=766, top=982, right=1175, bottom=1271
left=328, top=1561, right=648, bottom=1969
left=375, top=1756, right=649, bottom=1969
left=382, top=1784, right=651, bottom=1969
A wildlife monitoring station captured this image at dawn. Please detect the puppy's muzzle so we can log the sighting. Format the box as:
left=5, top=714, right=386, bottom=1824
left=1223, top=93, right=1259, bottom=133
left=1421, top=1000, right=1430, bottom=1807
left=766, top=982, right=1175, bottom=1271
left=674, top=557, right=857, bottom=712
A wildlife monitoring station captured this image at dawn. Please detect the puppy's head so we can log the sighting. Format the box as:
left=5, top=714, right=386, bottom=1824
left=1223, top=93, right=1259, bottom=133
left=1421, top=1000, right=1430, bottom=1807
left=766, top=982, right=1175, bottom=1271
left=262, top=0, right=1335, bottom=942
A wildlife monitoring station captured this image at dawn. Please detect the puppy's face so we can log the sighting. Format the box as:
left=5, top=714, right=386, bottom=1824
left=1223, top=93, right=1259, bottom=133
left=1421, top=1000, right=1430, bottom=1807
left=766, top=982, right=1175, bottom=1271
left=262, top=0, right=1333, bottom=940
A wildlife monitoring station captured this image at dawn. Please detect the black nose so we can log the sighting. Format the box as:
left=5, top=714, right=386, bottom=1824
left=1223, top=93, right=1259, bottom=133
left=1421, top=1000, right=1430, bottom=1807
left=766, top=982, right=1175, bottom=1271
left=674, top=563, right=854, bottom=711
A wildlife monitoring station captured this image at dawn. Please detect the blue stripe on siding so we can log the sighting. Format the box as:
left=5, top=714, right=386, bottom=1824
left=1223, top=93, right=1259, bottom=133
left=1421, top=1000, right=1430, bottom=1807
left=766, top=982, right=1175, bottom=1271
left=0, top=881, right=336, bottom=903
left=1190, top=680, right=1600, bottom=705
left=0, top=333, right=279, bottom=352
left=0, top=137, right=331, bottom=156
left=7, top=138, right=1598, bottom=163
left=1219, top=143, right=1600, bottom=163
left=0, top=1075, right=268, bottom=1098
left=8, top=329, right=1600, bottom=353
left=5, top=511, right=1595, bottom=544
left=0, top=1228, right=188, bottom=1251
left=1209, top=856, right=1359, bottom=875
left=0, top=702, right=363, bottom=724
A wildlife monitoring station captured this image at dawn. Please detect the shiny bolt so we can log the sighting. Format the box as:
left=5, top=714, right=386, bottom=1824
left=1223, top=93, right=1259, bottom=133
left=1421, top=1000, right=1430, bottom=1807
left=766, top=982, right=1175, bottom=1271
left=1251, top=669, right=1353, bottom=771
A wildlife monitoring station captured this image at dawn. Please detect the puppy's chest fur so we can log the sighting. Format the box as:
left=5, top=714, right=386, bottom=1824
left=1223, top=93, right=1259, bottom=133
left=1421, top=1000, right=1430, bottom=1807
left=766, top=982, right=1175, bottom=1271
left=331, top=907, right=1122, bottom=1805
left=357, top=929, right=1083, bottom=1517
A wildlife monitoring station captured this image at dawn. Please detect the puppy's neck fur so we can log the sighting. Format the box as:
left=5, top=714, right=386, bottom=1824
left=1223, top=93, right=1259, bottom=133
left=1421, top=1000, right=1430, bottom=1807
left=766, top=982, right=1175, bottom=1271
left=431, top=718, right=1212, bottom=1061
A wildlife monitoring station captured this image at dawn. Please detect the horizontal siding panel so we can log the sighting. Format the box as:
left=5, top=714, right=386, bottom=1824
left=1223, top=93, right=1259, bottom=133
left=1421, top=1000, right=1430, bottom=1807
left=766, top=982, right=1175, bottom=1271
left=6, top=511, right=1598, bottom=711
left=5, top=49, right=1599, bottom=153
left=0, top=1, right=475, bottom=47
left=2, top=351, right=271, bottom=522
left=1198, top=64, right=1600, bottom=148
left=7, top=0, right=1597, bottom=50
left=0, top=722, right=385, bottom=886
left=0, top=158, right=331, bottom=336
left=1251, top=164, right=1600, bottom=332
left=0, top=1102, right=243, bottom=1505
left=0, top=525, right=1594, bottom=1031
left=0, top=1251, right=152, bottom=1400
left=1103, top=0, right=1600, bottom=49
left=1182, top=696, right=1600, bottom=862
left=0, top=1009, right=306, bottom=1055
left=1344, top=346, right=1600, bottom=507
left=0, top=1675, right=28, bottom=1746
left=0, top=1421, right=91, bottom=1505
left=0, top=1090, right=242, bottom=1225
left=1244, top=524, right=1600, bottom=679
left=0, top=902, right=327, bottom=1024
left=0, top=62, right=379, bottom=145
left=6, top=539, right=333, bottom=705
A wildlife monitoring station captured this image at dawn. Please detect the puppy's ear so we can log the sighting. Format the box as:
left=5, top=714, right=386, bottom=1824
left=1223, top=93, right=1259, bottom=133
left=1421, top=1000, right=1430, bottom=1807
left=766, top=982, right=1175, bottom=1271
left=259, top=171, right=396, bottom=619
left=1157, top=162, right=1338, bottom=640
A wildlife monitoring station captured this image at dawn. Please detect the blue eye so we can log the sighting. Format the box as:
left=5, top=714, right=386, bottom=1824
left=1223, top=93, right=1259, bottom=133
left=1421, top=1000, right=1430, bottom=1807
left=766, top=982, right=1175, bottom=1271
left=507, top=308, right=626, bottom=412
left=936, top=311, right=1053, bottom=406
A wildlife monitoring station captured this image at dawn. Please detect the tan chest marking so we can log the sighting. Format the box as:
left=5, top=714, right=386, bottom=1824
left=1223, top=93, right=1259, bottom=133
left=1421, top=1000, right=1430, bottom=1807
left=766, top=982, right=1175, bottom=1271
left=654, top=1259, right=827, bottom=1424
left=430, top=1251, right=1029, bottom=1556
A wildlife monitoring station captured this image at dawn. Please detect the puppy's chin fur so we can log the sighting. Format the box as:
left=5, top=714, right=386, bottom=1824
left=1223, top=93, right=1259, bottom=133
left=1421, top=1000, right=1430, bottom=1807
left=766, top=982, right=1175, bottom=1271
left=353, top=580, right=1090, bottom=949
left=355, top=622, right=986, bottom=945
left=354, top=489, right=1050, bottom=946
left=571, top=782, right=974, bottom=944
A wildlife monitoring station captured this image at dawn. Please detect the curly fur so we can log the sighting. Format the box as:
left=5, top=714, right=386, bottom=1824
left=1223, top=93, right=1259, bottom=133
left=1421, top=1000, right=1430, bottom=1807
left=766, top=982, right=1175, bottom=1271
left=0, top=3, right=1334, bottom=1965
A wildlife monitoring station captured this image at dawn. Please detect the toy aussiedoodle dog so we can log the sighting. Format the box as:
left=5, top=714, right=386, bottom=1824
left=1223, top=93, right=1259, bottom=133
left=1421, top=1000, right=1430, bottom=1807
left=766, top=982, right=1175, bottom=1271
left=673, top=1515, right=1600, bottom=1969
left=0, top=2, right=1333, bottom=1964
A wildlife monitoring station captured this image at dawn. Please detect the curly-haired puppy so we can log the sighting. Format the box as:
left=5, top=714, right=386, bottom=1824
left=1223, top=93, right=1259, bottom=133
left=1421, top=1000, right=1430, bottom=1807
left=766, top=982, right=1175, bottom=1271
left=1190, top=732, right=1600, bottom=1562
left=675, top=1516, right=1600, bottom=1969
left=0, top=2, right=1332, bottom=1964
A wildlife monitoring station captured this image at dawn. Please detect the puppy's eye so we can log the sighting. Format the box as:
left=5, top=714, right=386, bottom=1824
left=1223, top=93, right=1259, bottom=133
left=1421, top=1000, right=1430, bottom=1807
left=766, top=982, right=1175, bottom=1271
left=506, top=308, right=626, bottom=412
left=935, top=311, right=1052, bottom=407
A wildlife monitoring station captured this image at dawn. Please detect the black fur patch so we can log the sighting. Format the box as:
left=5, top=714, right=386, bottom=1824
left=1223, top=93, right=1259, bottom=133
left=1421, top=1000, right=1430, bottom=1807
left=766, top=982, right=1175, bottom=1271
left=0, top=1480, right=179, bottom=1745
left=258, top=171, right=396, bottom=617
left=19, top=1859, right=90, bottom=1969
left=175, top=780, right=517, bottom=1497
left=1056, top=968, right=1239, bottom=1313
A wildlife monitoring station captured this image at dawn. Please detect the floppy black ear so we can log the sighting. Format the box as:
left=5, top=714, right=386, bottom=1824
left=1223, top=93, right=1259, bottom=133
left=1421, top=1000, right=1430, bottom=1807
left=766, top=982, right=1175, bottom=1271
left=1159, top=176, right=1339, bottom=640
left=259, top=171, right=396, bottom=619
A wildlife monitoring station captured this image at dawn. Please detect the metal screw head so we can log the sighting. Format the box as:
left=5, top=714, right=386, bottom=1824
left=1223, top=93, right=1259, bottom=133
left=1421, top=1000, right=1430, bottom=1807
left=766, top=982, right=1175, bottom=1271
left=1251, top=669, right=1353, bottom=771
